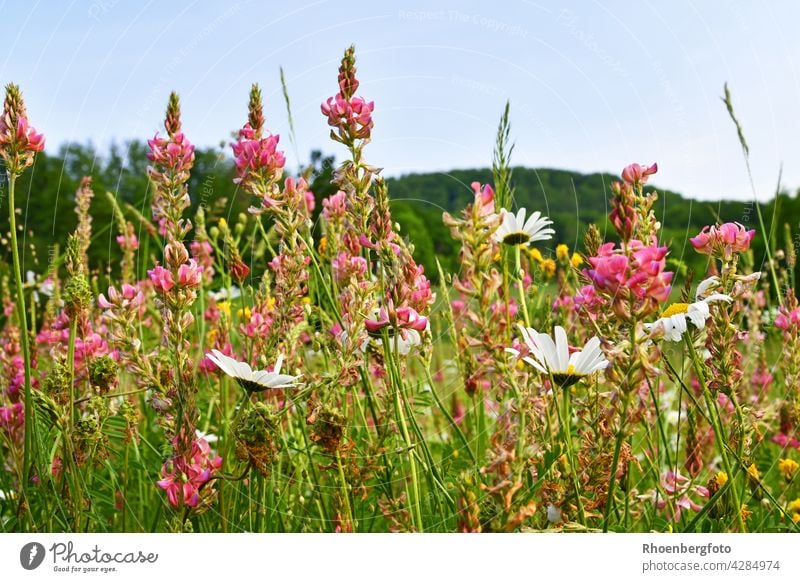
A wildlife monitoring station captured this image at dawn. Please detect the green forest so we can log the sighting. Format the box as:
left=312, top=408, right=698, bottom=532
left=3, top=142, right=796, bottom=285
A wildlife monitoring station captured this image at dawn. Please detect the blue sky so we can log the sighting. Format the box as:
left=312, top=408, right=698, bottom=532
left=2, top=0, right=799, bottom=201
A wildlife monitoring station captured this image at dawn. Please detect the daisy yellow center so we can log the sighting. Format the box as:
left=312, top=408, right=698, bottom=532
left=661, top=302, right=689, bottom=318
left=566, top=364, right=575, bottom=375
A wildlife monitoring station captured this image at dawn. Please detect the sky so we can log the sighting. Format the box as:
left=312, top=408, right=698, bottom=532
left=2, top=0, right=799, bottom=201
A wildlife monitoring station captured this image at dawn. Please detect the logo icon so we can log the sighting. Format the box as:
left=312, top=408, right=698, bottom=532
left=20, top=542, right=46, bottom=570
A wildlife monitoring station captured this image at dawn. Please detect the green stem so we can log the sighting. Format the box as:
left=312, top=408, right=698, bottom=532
left=602, top=390, right=632, bottom=532
left=385, top=335, right=424, bottom=532
left=513, top=245, right=531, bottom=327
left=7, top=172, right=36, bottom=513
left=553, top=380, right=585, bottom=524
left=684, top=337, right=746, bottom=532
left=67, top=318, right=78, bottom=429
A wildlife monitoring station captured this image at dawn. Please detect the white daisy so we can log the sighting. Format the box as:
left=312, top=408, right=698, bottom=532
left=506, top=324, right=608, bottom=387
left=494, top=207, right=555, bottom=246
left=206, top=349, right=300, bottom=393
left=644, top=277, right=732, bottom=342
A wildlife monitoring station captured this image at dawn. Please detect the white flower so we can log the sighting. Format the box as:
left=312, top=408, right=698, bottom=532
left=695, top=276, right=720, bottom=299
left=195, top=429, right=218, bottom=444
left=26, top=270, right=54, bottom=304
left=506, top=324, right=608, bottom=387
left=0, top=488, right=16, bottom=501
left=644, top=277, right=732, bottom=342
left=360, top=329, right=422, bottom=356
left=494, top=207, right=555, bottom=246
left=206, top=349, right=300, bottom=393
left=208, top=286, right=242, bottom=301
left=547, top=504, right=564, bottom=525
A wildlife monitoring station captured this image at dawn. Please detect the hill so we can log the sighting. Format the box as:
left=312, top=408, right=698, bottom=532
left=3, top=143, right=795, bottom=286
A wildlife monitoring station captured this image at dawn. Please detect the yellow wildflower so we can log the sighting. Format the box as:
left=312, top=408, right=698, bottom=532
left=740, top=504, right=752, bottom=521
left=206, top=329, right=218, bottom=345
left=217, top=301, right=231, bottom=316
left=556, top=244, right=569, bottom=262
left=570, top=252, right=583, bottom=268
left=788, top=498, right=800, bottom=514
left=318, top=236, right=328, bottom=255
left=779, top=458, right=799, bottom=480
left=237, top=306, right=252, bottom=320
left=541, top=258, right=556, bottom=278
left=747, top=463, right=760, bottom=481
left=529, top=247, right=543, bottom=263
left=715, top=471, right=728, bottom=487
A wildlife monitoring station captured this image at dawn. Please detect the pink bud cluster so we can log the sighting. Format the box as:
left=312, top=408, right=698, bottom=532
left=690, top=222, right=755, bottom=261
left=322, top=94, right=375, bottom=143
left=156, top=436, right=222, bottom=508
left=232, top=124, right=286, bottom=193
left=0, top=116, right=44, bottom=154
left=0, top=84, right=45, bottom=172
left=147, top=131, right=195, bottom=183
left=584, top=240, right=673, bottom=304
left=775, top=305, right=800, bottom=331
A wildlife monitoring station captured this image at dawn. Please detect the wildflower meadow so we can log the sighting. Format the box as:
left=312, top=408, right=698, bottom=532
left=2, top=45, right=800, bottom=535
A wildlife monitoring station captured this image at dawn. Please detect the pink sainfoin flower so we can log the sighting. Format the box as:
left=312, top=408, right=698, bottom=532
left=775, top=304, right=800, bottom=330
left=470, top=182, right=495, bottom=217
left=148, top=265, right=174, bottom=294
left=116, top=232, right=139, bottom=251
left=584, top=240, right=673, bottom=304
left=147, top=131, right=195, bottom=176
left=621, top=162, right=657, bottom=186
left=322, top=191, right=348, bottom=220
left=157, top=436, right=222, bottom=509
left=690, top=222, right=755, bottom=261
left=190, top=240, right=215, bottom=283
left=98, top=284, right=145, bottom=310
left=332, top=252, right=368, bottom=284
left=321, top=94, right=375, bottom=142
left=364, top=304, right=429, bottom=336
left=0, top=84, right=45, bottom=173
left=0, top=402, right=24, bottom=444
left=649, top=470, right=709, bottom=522
left=232, top=124, right=285, bottom=189
left=176, top=259, right=203, bottom=288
